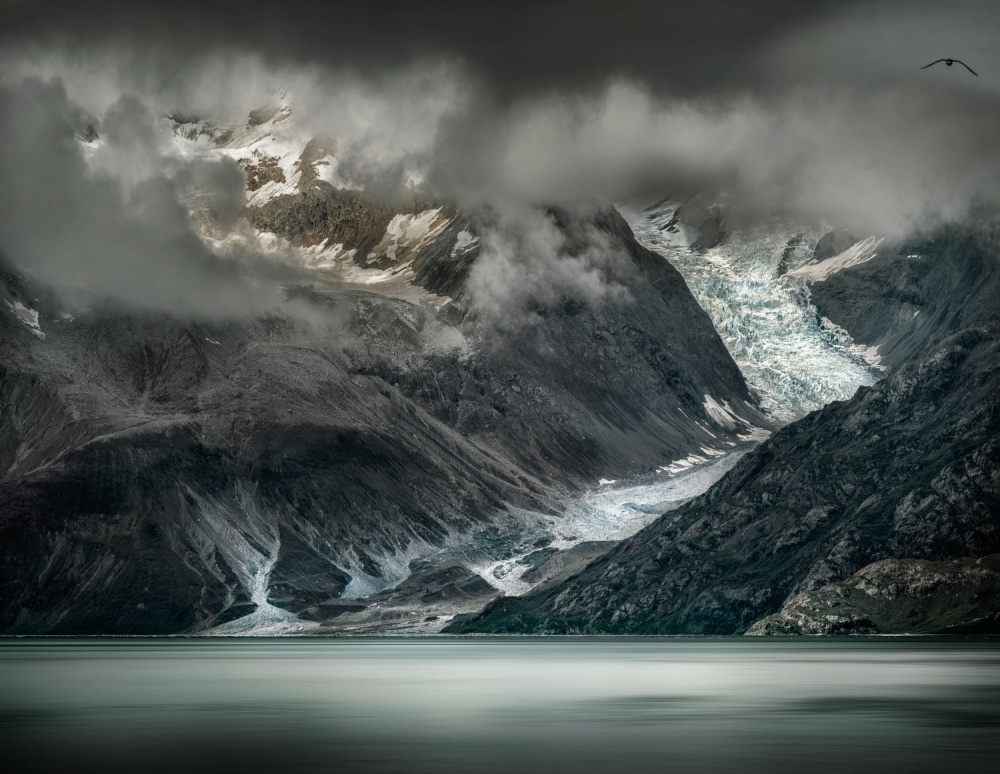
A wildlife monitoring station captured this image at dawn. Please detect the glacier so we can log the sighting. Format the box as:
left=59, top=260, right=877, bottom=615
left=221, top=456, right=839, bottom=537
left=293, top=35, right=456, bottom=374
left=621, top=201, right=883, bottom=423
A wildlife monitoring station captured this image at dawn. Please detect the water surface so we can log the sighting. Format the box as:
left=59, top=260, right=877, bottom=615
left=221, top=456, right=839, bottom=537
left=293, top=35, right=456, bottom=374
left=2, top=638, right=998, bottom=773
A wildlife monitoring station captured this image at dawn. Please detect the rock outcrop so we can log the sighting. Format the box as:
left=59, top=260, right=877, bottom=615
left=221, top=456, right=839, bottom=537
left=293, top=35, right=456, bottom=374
left=747, top=554, right=1000, bottom=635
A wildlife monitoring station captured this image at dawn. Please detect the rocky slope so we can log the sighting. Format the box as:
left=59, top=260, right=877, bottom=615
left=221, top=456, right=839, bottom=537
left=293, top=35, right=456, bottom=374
left=747, top=554, right=1000, bottom=635
left=810, top=212, right=1000, bottom=369
left=0, top=107, right=766, bottom=634
left=447, top=325, right=1000, bottom=634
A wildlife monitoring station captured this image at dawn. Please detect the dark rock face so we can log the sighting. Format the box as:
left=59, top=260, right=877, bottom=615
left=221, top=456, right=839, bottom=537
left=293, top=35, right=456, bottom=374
left=747, top=554, right=1000, bottom=635
left=294, top=136, right=338, bottom=190
left=0, top=205, right=761, bottom=634
left=0, top=334, right=531, bottom=633
left=516, top=540, right=613, bottom=588
left=811, top=215, right=1000, bottom=368
left=812, top=229, right=859, bottom=264
left=245, top=185, right=394, bottom=257
left=247, top=106, right=280, bottom=127
left=243, top=155, right=285, bottom=191
left=446, top=326, right=1000, bottom=635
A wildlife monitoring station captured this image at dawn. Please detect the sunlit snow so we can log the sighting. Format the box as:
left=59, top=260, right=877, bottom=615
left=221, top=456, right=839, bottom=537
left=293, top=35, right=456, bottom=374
left=367, top=208, right=450, bottom=262
left=702, top=394, right=748, bottom=431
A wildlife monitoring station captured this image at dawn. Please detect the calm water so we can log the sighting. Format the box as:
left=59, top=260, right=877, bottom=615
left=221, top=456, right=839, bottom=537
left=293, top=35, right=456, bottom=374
left=2, top=638, right=999, bottom=773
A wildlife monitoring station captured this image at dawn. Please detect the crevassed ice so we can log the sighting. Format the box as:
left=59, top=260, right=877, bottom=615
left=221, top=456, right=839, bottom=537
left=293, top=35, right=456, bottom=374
left=624, top=207, right=882, bottom=423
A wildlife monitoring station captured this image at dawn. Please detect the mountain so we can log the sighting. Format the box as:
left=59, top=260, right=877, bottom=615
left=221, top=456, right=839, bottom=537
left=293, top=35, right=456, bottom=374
left=446, top=323, right=1000, bottom=634
left=0, top=108, right=765, bottom=634
left=810, top=212, right=1000, bottom=369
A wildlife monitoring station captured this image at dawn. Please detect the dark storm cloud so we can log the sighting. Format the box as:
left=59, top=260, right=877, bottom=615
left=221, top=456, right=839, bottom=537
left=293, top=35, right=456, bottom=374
left=0, top=0, right=853, bottom=99
left=0, top=0, right=998, bottom=318
left=429, top=76, right=1000, bottom=235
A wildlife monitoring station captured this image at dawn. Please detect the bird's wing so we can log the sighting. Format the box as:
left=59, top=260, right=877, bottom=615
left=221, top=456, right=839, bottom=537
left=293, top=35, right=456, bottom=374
left=920, top=59, right=946, bottom=69
left=956, top=60, right=979, bottom=76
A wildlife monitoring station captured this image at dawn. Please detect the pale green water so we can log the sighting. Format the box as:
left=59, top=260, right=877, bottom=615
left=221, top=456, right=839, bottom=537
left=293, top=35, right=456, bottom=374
left=2, top=638, right=999, bottom=773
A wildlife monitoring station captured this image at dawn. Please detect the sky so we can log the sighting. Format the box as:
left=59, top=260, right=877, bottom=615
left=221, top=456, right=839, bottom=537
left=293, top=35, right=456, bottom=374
left=0, top=0, right=998, bottom=317
left=0, top=1, right=856, bottom=99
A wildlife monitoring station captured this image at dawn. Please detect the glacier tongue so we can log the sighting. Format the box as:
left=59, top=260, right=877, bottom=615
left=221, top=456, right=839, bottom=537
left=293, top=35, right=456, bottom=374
left=623, top=204, right=882, bottom=423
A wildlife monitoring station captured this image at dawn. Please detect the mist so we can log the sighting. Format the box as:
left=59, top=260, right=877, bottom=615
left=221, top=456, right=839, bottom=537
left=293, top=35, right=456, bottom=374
left=0, top=77, right=311, bottom=319
left=0, top=0, right=997, bottom=318
left=467, top=206, right=632, bottom=329
left=437, top=79, right=1000, bottom=236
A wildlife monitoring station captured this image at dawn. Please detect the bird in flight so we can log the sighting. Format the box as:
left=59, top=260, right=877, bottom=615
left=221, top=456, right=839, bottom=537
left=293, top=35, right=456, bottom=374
left=921, top=58, right=978, bottom=76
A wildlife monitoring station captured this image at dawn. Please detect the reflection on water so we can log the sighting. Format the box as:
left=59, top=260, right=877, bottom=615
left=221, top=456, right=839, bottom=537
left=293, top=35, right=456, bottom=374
left=2, top=638, right=999, bottom=773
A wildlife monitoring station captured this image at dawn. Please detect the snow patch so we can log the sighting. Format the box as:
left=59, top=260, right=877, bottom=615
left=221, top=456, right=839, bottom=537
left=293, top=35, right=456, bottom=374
left=737, top=425, right=772, bottom=442
left=702, top=394, right=746, bottom=431
left=451, top=229, right=479, bottom=256
left=857, top=344, right=883, bottom=369
left=368, top=208, right=450, bottom=262
left=6, top=301, right=44, bottom=339
left=313, top=152, right=357, bottom=189
left=173, top=109, right=453, bottom=309
left=659, top=454, right=710, bottom=475
left=623, top=199, right=694, bottom=249
left=301, top=240, right=358, bottom=270
left=172, top=107, right=337, bottom=207
left=787, top=236, right=883, bottom=281
left=204, top=229, right=451, bottom=308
